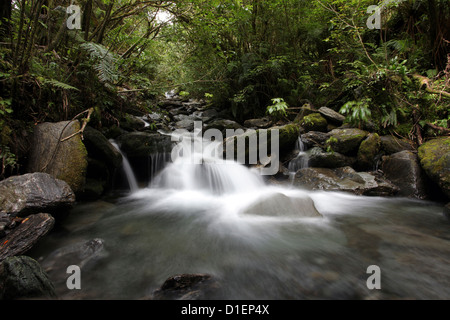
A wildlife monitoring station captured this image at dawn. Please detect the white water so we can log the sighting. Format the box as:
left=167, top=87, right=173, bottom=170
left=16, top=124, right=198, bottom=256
left=30, top=131, right=450, bottom=300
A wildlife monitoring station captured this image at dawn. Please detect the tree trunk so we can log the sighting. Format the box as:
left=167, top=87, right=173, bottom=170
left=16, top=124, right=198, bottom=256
left=0, top=0, right=12, bottom=41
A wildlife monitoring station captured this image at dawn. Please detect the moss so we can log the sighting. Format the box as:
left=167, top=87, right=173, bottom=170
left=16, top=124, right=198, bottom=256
left=357, top=133, right=381, bottom=170
left=300, top=113, right=328, bottom=132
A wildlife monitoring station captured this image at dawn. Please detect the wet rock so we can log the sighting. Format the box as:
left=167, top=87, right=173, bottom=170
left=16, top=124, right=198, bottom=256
left=357, top=133, right=381, bottom=171
left=418, top=136, right=450, bottom=199
left=327, top=128, right=369, bottom=155
left=318, top=107, right=345, bottom=125
left=152, top=274, right=220, bottom=300
left=117, top=132, right=173, bottom=158
left=293, top=167, right=398, bottom=196
left=380, top=136, right=416, bottom=155
left=0, top=213, right=55, bottom=262
left=120, top=114, right=147, bottom=131
left=382, top=151, right=429, bottom=199
left=241, top=192, right=322, bottom=218
left=0, top=173, right=75, bottom=217
left=301, top=131, right=331, bottom=149
left=27, top=121, right=88, bottom=193
left=0, top=256, right=57, bottom=300
left=307, top=147, right=356, bottom=169
left=205, top=119, right=244, bottom=134
left=83, top=126, right=123, bottom=169
left=301, top=113, right=328, bottom=133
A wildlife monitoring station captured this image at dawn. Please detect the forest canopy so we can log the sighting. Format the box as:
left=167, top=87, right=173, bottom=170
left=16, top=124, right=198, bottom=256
left=0, top=0, right=449, bottom=178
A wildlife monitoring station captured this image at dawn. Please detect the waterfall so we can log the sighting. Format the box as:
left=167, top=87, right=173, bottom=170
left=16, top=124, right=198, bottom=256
left=110, top=140, right=139, bottom=192
left=150, top=130, right=265, bottom=194
left=288, top=137, right=309, bottom=174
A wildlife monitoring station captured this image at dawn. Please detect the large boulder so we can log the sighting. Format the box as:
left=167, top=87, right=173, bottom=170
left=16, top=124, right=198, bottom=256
left=116, top=132, right=173, bottom=158
left=0, top=173, right=75, bottom=217
left=382, top=151, right=429, bottom=199
left=418, top=137, right=450, bottom=199
left=0, top=256, right=57, bottom=300
left=380, top=135, right=416, bottom=155
left=326, top=128, right=369, bottom=155
left=293, top=167, right=399, bottom=196
left=27, top=121, right=88, bottom=193
left=318, top=107, right=346, bottom=125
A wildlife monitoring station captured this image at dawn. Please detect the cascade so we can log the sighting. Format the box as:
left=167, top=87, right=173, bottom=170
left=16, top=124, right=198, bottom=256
left=110, top=140, right=139, bottom=192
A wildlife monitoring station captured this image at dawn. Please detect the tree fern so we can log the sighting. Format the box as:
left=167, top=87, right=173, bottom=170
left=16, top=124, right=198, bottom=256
left=41, top=78, right=80, bottom=91
left=80, top=42, right=121, bottom=88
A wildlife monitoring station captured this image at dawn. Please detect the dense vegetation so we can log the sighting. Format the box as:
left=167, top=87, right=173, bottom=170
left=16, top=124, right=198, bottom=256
left=0, top=0, right=449, bottom=179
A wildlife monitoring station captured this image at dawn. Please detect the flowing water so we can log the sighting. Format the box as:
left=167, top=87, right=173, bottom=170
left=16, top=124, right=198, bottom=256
left=30, top=132, right=450, bottom=300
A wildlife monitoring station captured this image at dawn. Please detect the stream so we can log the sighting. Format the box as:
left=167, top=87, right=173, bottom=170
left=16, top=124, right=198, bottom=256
left=29, top=131, right=450, bottom=300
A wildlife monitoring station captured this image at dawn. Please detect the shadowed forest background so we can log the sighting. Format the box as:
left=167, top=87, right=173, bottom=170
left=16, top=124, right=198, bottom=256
left=0, top=0, right=449, bottom=179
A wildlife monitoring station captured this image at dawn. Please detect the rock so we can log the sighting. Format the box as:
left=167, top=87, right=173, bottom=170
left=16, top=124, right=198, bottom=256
left=444, top=203, right=450, bottom=221
left=116, top=132, right=173, bottom=158
left=83, top=126, right=123, bottom=169
left=27, top=121, right=88, bottom=193
left=307, top=147, right=356, bottom=169
left=301, top=131, right=331, bottom=149
left=41, top=238, right=107, bottom=276
left=0, top=173, right=75, bottom=217
left=205, top=119, right=244, bottom=133
left=244, top=117, right=273, bottom=129
left=0, top=213, right=55, bottom=262
left=175, top=119, right=195, bottom=131
left=418, top=137, right=450, bottom=199
left=357, top=133, right=381, bottom=170
left=382, top=151, right=429, bottom=199
left=301, top=113, right=328, bottom=132
left=120, top=114, right=147, bottom=131
left=293, top=167, right=399, bottom=196
left=0, top=256, right=57, bottom=300
left=380, top=136, right=416, bottom=155
left=294, top=103, right=318, bottom=123
left=318, top=107, right=346, bottom=125
left=241, top=192, right=322, bottom=218
left=327, top=128, right=369, bottom=155
left=152, top=274, right=220, bottom=300
left=223, top=123, right=301, bottom=165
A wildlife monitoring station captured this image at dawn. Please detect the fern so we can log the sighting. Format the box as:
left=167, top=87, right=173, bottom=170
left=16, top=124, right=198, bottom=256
left=80, top=42, right=121, bottom=87
left=41, top=78, right=80, bottom=91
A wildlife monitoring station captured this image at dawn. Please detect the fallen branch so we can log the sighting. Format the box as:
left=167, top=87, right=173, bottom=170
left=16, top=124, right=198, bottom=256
left=61, top=108, right=94, bottom=142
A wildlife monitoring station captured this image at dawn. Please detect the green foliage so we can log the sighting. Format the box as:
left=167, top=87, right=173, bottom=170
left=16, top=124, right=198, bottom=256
left=340, top=99, right=372, bottom=128
left=266, top=98, right=288, bottom=120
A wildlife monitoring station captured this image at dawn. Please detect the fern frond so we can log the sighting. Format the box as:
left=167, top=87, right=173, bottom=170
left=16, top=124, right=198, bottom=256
left=41, top=78, right=80, bottom=91
left=80, top=42, right=121, bottom=86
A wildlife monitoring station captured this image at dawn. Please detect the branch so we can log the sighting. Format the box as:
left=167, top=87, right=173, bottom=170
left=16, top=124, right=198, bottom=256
left=412, top=74, right=450, bottom=99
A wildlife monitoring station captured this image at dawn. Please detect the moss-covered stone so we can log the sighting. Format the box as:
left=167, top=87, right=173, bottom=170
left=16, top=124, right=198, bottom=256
left=300, top=113, right=328, bottom=132
left=357, top=133, right=381, bottom=170
left=418, top=136, right=450, bottom=199
left=327, top=128, right=369, bottom=155
left=27, top=121, right=88, bottom=194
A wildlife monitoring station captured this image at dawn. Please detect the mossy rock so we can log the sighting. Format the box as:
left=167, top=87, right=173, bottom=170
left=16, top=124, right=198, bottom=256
left=357, top=133, right=381, bottom=170
left=300, top=113, right=328, bottom=133
left=327, top=128, right=369, bottom=155
left=27, top=121, right=88, bottom=194
left=418, top=136, right=450, bottom=199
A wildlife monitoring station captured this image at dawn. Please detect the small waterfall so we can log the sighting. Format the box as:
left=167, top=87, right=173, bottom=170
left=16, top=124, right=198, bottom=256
left=288, top=137, right=309, bottom=175
left=151, top=131, right=265, bottom=194
left=110, top=140, right=139, bottom=192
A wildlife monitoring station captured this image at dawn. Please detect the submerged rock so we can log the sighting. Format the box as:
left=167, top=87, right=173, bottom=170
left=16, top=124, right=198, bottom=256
left=0, top=172, right=75, bottom=217
left=418, top=136, right=450, bottom=200
left=151, top=274, right=220, bottom=300
left=0, top=256, right=57, bottom=300
left=293, top=167, right=398, bottom=196
left=27, top=120, right=88, bottom=194
left=241, top=192, right=322, bottom=218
